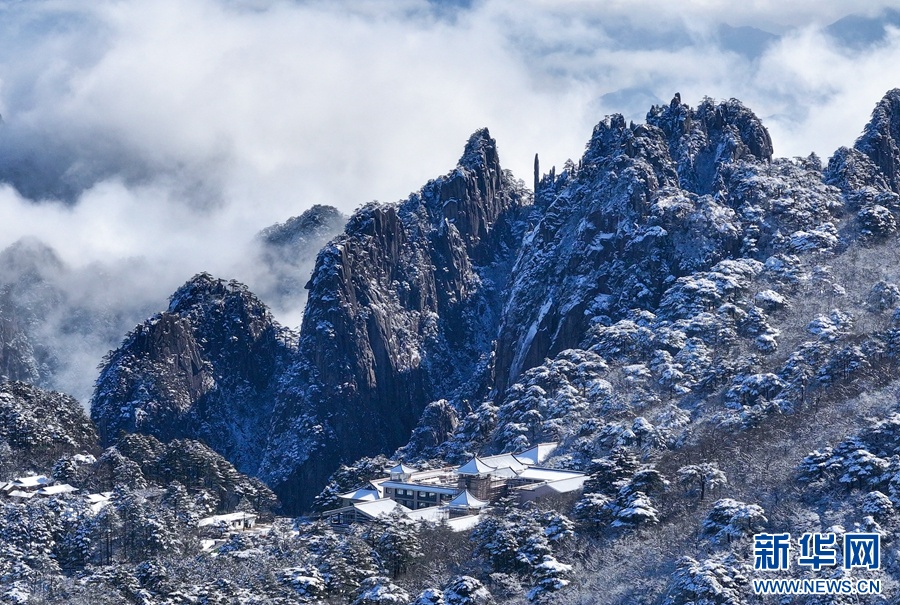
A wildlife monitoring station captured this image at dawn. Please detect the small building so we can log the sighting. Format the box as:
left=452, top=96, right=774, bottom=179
left=338, top=483, right=384, bottom=507
left=510, top=467, right=588, bottom=501
left=323, top=499, right=412, bottom=528
left=198, top=511, right=258, bottom=532
left=37, top=484, right=79, bottom=497
left=4, top=475, right=50, bottom=492
left=446, top=490, right=488, bottom=518
left=380, top=472, right=458, bottom=510
left=85, top=492, right=113, bottom=513
left=455, top=455, right=525, bottom=501
left=389, top=463, right=417, bottom=482
left=8, top=490, right=36, bottom=500
left=516, top=443, right=558, bottom=465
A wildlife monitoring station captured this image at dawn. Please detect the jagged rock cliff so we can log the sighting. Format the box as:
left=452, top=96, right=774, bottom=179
left=855, top=88, right=900, bottom=194
left=91, top=273, right=295, bottom=473
left=437, top=90, right=900, bottom=469
left=88, top=90, right=900, bottom=518
left=493, top=96, right=776, bottom=394
left=258, top=129, right=529, bottom=508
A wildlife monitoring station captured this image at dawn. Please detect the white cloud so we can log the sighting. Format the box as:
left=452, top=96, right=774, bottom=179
left=0, top=0, right=898, bottom=402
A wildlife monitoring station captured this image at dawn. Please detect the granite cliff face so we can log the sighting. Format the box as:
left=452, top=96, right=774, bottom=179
left=258, top=129, right=529, bottom=507
left=854, top=88, right=900, bottom=194
left=90, top=273, right=295, bottom=474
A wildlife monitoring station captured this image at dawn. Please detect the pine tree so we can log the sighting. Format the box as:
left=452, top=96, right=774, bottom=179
left=677, top=463, right=727, bottom=501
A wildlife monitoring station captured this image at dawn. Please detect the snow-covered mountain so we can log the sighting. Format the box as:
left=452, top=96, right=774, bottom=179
left=6, top=89, right=900, bottom=603
left=253, top=204, right=347, bottom=320
left=258, top=129, right=530, bottom=507
left=88, top=91, right=900, bottom=518
left=91, top=273, right=296, bottom=474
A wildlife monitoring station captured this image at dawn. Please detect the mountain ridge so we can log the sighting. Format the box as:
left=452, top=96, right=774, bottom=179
left=87, top=90, right=900, bottom=517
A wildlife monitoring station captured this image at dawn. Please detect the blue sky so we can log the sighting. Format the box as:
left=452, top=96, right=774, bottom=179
left=0, top=0, right=899, bottom=401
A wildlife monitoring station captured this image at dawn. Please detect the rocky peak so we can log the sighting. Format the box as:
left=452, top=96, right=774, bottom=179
left=254, top=205, right=347, bottom=315
left=0, top=237, right=65, bottom=286
left=166, top=272, right=286, bottom=349
left=572, top=114, right=678, bottom=204
left=168, top=272, right=234, bottom=312
left=91, top=273, right=295, bottom=473
left=648, top=95, right=773, bottom=194
left=824, top=146, right=889, bottom=194
left=493, top=95, right=785, bottom=396
left=257, top=129, right=528, bottom=511
left=0, top=237, right=67, bottom=323
left=583, top=113, right=633, bottom=162
left=855, top=88, right=900, bottom=193
left=258, top=204, right=345, bottom=248
left=417, top=128, right=515, bottom=260
left=458, top=127, right=500, bottom=173
left=693, top=97, right=773, bottom=161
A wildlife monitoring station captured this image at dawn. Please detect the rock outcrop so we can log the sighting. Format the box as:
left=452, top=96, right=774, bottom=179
left=91, top=273, right=295, bottom=474
left=255, top=204, right=347, bottom=311
left=855, top=88, right=900, bottom=193
left=258, top=129, right=529, bottom=509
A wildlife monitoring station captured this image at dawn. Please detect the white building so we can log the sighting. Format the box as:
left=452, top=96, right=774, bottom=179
left=85, top=492, right=113, bottom=513
left=323, top=442, right=586, bottom=530
left=2, top=475, right=50, bottom=493
left=36, top=484, right=79, bottom=497
left=198, top=511, right=258, bottom=531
